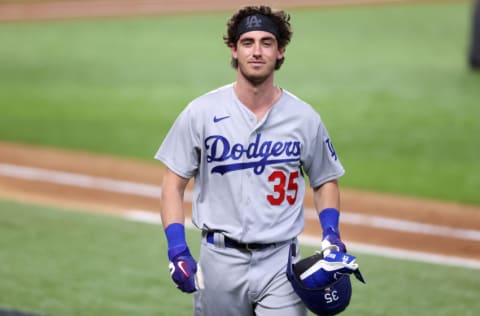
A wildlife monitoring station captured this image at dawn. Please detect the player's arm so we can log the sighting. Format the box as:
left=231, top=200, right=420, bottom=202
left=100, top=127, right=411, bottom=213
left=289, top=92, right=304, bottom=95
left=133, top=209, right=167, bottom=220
left=160, top=168, right=201, bottom=293
left=160, top=168, right=189, bottom=228
left=313, top=179, right=340, bottom=211
left=313, top=179, right=346, bottom=252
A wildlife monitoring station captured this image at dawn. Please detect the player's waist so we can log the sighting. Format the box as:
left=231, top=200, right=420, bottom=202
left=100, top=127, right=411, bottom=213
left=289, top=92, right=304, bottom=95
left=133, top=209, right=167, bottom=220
left=204, top=231, right=292, bottom=251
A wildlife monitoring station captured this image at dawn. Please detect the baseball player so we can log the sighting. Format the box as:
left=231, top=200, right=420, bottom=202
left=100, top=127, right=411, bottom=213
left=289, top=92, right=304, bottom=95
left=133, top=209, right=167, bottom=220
left=155, top=5, right=347, bottom=316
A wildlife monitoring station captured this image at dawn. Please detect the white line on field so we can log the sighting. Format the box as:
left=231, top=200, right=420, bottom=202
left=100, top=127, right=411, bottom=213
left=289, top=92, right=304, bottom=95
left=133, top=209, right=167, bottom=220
left=0, top=163, right=480, bottom=241
left=300, top=236, right=480, bottom=270
left=0, top=163, right=193, bottom=200
left=1, top=163, right=479, bottom=269
left=306, top=211, right=480, bottom=241
left=1, top=163, right=479, bottom=241
left=124, top=209, right=480, bottom=270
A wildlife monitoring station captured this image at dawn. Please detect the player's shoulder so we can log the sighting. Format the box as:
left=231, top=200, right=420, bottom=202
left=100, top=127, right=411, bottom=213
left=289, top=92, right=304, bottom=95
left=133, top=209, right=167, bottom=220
left=280, top=89, right=322, bottom=119
left=180, top=84, right=233, bottom=118
left=204, top=83, right=233, bottom=97
left=189, top=83, right=233, bottom=107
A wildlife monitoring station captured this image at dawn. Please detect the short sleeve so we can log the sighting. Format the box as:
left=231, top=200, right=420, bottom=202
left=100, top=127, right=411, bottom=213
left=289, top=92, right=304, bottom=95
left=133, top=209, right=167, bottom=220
left=154, top=105, right=201, bottom=179
left=303, top=122, right=345, bottom=188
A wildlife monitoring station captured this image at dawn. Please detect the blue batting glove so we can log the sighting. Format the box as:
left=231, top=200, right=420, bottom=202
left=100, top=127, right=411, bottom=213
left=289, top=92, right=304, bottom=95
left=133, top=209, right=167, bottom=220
left=322, top=231, right=347, bottom=253
left=168, top=245, right=198, bottom=293
left=165, top=223, right=200, bottom=293
left=319, top=208, right=347, bottom=252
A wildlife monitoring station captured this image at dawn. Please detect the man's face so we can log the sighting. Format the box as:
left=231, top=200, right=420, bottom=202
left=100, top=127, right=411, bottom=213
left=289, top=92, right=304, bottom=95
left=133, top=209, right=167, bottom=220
left=231, top=31, right=285, bottom=85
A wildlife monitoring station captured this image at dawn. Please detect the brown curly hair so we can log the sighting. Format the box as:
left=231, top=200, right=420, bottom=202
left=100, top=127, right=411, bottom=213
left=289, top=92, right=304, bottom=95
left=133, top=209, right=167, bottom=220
left=223, top=5, right=293, bottom=70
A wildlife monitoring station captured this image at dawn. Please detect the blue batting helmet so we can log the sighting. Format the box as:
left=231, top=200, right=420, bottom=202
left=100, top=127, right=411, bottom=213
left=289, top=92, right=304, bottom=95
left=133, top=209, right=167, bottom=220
left=286, top=243, right=361, bottom=315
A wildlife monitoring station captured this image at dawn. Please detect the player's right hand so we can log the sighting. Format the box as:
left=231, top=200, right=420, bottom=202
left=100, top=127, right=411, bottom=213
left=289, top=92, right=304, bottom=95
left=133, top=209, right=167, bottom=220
left=168, top=246, right=202, bottom=293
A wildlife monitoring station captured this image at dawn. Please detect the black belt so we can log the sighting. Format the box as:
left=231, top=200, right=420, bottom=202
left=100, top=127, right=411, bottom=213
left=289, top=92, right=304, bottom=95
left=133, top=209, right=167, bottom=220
left=206, top=232, right=276, bottom=251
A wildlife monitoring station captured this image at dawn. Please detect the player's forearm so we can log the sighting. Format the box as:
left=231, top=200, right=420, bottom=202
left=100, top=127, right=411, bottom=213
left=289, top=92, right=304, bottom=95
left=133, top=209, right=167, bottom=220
left=160, top=196, right=185, bottom=228
left=314, top=179, right=346, bottom=251
left=313, top=179, right=340, bottom=213
left=160, top=169, right=189, bottom=229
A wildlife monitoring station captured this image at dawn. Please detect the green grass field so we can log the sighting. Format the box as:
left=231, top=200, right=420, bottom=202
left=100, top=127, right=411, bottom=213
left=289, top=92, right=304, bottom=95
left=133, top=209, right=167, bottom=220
left=0, top=2, right=479, bottom=204
left=1, top=200, right=479, bottom=316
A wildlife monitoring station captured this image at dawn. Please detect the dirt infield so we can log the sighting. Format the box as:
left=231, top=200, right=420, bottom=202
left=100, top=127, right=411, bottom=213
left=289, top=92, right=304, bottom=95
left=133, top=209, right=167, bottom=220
left=0, top=0, right=479, bottom=267
left=1, top=141, right=480, bottom=265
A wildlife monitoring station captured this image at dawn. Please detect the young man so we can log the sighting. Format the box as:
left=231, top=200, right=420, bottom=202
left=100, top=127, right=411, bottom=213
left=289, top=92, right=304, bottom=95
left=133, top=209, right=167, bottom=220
left=155, top=5, right=346, bottom=316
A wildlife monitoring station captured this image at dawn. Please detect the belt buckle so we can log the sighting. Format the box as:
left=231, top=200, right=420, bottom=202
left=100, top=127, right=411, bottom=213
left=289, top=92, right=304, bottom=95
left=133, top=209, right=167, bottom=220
left=245, top=243, right=253, bottom=251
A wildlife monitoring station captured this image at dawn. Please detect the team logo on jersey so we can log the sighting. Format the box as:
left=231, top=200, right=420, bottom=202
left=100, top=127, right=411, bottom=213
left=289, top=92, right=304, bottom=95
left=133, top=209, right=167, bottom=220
left=205, top=133, right=301, bottom=175
left=325, top=138, right=338, bottom=161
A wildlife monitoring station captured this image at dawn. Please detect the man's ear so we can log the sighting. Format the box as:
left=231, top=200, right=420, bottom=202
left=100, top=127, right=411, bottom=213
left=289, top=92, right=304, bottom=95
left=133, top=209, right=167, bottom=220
left=230, top=44, right=238, bottom=59
left=277, top=47, right=285, bottom=60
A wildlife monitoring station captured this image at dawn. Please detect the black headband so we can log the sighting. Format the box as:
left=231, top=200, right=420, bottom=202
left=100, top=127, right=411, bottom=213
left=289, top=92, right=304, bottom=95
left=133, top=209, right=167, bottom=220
left=235, top=14, right=279, bottom=41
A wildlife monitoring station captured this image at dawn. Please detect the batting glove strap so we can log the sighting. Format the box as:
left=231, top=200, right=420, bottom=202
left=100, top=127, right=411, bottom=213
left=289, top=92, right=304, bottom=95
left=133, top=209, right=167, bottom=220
left=165, top=223, right=187, bottom=254
left=319, top=208, right=340, bottom=235
left=168, top=247, right=198, bottom=293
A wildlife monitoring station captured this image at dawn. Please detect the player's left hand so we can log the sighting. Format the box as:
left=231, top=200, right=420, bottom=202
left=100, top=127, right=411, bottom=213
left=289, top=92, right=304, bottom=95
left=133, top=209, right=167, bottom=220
left=168, top=246, right=204, bottom=293
left=322, top=231, right=347, bottom=253
left=300, top=245, right=366, bottom=288
left=318, top=208, right=346, bottom=252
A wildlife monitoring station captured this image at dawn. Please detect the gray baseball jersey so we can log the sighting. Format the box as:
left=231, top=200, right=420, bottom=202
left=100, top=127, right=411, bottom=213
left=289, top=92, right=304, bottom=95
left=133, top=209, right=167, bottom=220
left=155, top=83, right=344, bottom=244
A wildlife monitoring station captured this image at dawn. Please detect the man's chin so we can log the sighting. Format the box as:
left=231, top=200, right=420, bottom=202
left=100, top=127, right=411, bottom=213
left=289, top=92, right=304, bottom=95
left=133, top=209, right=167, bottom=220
left=238, top=64, right=275, bottom=85
left=245, top=75, right=269, bottom=86
left=242, top=70, right=271, bottom=86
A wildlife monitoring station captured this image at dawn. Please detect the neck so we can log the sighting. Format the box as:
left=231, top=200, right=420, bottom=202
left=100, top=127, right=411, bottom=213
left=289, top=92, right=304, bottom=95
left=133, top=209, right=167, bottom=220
left=234, top=73, right=281, bottom=120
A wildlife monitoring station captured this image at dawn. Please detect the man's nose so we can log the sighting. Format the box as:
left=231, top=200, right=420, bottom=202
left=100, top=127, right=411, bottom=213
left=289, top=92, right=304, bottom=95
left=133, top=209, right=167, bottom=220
left=252, top=43, right=262, bottom=56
